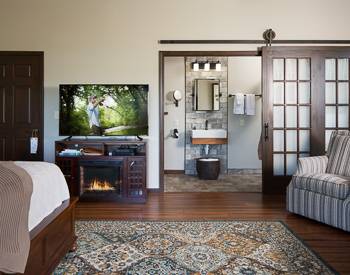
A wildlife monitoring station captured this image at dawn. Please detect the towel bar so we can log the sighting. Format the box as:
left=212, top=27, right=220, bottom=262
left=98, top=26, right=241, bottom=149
left=228, top=94, right=262, bottom=98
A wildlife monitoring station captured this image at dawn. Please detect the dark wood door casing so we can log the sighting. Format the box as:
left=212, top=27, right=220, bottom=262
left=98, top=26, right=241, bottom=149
left=0, top=52, right=44, bottom=161
left=158, top=50, right=262, bottom=192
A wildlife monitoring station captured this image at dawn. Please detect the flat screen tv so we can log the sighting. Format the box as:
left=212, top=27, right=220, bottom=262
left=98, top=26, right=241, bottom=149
left=59, top=84, right=148, bottom=136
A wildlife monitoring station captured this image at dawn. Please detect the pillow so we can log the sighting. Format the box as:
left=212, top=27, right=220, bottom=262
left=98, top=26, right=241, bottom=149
left=326, top=135, right=350, bottom=177
left=327, top=130, right=350, bottom=156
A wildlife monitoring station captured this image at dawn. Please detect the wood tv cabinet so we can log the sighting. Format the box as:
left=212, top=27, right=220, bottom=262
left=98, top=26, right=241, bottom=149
left=55, top=139, right=147, bottom=203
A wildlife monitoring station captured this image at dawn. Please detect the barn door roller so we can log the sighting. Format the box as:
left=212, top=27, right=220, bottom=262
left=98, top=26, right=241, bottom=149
left=262, top=29, right=276, bottom=46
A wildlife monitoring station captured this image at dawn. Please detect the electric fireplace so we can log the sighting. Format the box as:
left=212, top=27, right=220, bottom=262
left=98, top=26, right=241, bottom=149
left=79, top=160, right=123, bottom=201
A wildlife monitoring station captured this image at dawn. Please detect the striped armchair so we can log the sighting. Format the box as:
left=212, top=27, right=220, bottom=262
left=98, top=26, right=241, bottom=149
left=287, top=130, right=350, bottom=232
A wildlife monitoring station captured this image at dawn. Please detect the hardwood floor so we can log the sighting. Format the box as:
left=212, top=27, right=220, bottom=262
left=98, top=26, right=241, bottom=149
left=76, top=192, right=350, bottom=274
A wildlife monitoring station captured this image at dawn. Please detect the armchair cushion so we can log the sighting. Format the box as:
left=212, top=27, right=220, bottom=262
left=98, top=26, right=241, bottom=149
left=295, top=156, right=328, bottom=175
left=291, top=173, right=350, bottom=199
left=326, top=135, right=350, bottom=177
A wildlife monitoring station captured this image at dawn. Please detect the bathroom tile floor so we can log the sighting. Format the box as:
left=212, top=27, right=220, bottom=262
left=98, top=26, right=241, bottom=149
left=164, top=173, right=262, bottom=192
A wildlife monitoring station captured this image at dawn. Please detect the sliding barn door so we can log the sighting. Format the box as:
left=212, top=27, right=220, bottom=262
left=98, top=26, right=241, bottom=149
left=262, top=47, right=350, bottom=194
left=0, top=52, right=44, bottom=161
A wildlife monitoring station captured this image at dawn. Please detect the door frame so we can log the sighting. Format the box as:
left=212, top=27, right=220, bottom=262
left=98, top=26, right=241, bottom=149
left=0, top=51, right=44, bottom=160
left=159, top=50, right=261, bottom=192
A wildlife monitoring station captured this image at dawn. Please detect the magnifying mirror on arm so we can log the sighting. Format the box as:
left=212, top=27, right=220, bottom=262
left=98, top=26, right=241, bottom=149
left=173, top=90, right=182, bottom=107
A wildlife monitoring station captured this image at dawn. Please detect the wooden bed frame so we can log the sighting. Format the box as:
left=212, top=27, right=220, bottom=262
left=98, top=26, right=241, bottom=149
left=1, top=197, right=78, bottom=275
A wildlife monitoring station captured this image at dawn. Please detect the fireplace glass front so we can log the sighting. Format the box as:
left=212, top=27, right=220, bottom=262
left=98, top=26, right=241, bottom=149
left=79, top=160, right=122, bottom=201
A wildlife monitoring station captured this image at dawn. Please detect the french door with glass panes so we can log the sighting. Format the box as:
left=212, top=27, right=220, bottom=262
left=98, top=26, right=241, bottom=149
left=262, top=47, right=350, bottom=194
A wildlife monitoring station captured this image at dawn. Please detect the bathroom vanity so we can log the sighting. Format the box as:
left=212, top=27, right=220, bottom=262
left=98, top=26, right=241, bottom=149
left=191, top=129, right=227, bottom=145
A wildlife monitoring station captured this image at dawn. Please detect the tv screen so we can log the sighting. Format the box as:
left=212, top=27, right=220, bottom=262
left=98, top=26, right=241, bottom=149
left=59, top=84, right=148, bottom=136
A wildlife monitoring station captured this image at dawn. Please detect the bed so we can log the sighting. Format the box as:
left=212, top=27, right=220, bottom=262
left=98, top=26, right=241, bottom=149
left=0, top=161, right=77, bottom=275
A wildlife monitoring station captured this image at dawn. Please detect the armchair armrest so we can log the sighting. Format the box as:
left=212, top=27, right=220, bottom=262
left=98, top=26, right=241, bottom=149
left=295, top=156, right=328, bottom=175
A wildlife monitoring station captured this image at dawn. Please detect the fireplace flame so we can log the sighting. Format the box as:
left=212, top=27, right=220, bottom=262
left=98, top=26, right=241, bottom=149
left=88, top=178, right=115, bottom=191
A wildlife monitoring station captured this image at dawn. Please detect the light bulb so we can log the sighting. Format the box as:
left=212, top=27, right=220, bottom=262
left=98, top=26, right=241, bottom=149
left=215, top=62, right=221, bottom=71
left=204, top=62, right=210, bottom=71
left=193, top=61, right=199, bottom=71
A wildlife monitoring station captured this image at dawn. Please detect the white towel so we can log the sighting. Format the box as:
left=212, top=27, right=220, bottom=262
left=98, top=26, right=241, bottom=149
left=245, top=94, right=256, bottom=116
left=233, top=93, right=244, bottom=115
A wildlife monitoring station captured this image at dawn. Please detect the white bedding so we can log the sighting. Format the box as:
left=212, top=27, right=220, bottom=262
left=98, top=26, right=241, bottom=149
left=14, top=162, right=70, bottom=231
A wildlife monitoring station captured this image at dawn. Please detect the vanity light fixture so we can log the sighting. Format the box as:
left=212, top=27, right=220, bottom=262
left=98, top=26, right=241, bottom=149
left=192, top=60, right=199, bottom=71
left=215, top=61, right=221, bottom=71
left=204, top=61, right=210, bottom=71
left=191, top=60, right=222, bottom=71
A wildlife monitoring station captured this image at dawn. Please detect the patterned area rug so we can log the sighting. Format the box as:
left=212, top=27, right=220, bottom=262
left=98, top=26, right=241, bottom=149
left=54, top=220, right=336, bottom=275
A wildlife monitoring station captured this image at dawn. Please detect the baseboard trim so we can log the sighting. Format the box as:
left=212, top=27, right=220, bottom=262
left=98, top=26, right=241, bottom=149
left=164, top=170, right=185, bottom=174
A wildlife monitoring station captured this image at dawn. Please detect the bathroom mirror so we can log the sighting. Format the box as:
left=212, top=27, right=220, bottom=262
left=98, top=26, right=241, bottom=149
left=194, top=79, right=220, bottom=111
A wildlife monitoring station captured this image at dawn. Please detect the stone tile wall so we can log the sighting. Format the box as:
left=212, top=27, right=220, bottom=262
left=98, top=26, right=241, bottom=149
left=185, top=57, right=228, bottom=175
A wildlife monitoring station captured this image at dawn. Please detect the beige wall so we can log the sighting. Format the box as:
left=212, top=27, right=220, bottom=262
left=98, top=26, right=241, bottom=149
left=164, top=57, right=185, bottom=171
left=228, top=57, right=262, bottom=170
left=1, top=0, right=349, bottom=188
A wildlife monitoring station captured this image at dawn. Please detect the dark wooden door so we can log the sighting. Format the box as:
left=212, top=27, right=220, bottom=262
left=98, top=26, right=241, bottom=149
left=0, top=52, right=44, bottom=160
left=262, top=47, right=350, bottom=194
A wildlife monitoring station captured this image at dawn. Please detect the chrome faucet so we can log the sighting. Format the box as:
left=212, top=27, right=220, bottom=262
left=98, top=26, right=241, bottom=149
left=205, top=120, right=209, bottom=130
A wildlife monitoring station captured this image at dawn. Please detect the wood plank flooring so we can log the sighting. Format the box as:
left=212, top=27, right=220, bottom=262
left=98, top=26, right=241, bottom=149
left=76, top=192, right=350, bottom=274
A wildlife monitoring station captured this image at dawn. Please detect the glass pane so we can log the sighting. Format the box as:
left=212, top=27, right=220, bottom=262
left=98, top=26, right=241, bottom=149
left=325, top=82, right=336, bottom=104
left=299, top=106, right=310, bottom=128
left=325, top=59, right=336, bottom=80
left=325, top=130, right=333, bottom=151
left=338, top=106, right=349, bottom=128
left=299, top=82, right=310, bottom=104
left=273, top=106, right=284, bottom=128
left=286, top=106, right=297, bottom=127
left=286, top=154, right=298, bottom=175
left=285, top=82, right=297, bottom=104
left=338, top=83, right=349, bottom=104
left=273, top=59, right=284, bottom=81
left=273, top=82, right=284, bottom=104
left=286, top=59, right=297, bottom=80
left=298, top=58, right=310, bottom=80
left=300, top=153, right=310, bottom=158
left=299, top=130, right=310, bottom=151
left=286, top=130, right=297, bottom=151
left=325, top=106, right=336, bottom=128
left=273, top=130, right=284, bottom=151
left=273, top=154, right=284, bottom=176
left=338, top=58, right=349, bottom=80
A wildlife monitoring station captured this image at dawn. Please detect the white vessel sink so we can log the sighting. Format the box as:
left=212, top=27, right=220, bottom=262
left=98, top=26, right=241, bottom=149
left=192, top=129, right=227, bottom=139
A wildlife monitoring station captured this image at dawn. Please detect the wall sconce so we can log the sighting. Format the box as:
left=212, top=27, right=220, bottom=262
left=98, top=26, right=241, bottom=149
left=173, top=90, right=182, bottom=107
left=191, top=61, right=222, bottom=71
